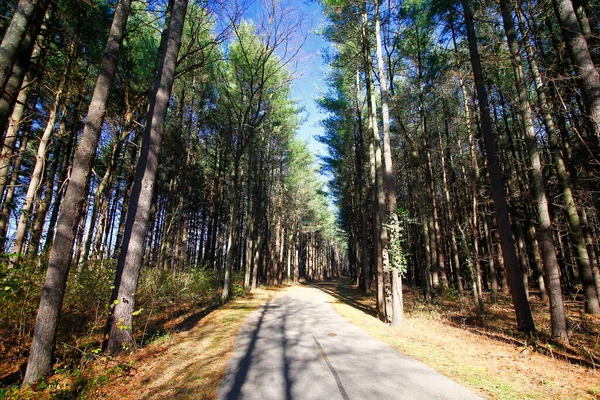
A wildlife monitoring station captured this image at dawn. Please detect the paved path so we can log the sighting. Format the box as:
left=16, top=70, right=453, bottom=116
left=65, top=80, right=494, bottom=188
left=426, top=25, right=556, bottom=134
left=218, top=286, right=483, bottom=400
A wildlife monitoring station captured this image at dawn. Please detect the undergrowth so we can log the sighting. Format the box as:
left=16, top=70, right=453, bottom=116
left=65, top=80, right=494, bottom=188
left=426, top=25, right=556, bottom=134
left=0, top=257, right=243, bottom=398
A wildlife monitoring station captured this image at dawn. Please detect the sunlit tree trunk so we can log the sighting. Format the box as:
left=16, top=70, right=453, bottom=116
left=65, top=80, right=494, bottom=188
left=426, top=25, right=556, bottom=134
left=10, top=55, right=70, bottom=263
left=105, top=0, right=188, bottom=354
left=22, top=0, right=133, bottom=384
left=500, top=0, right=571, bottom=338
left=553, top=0, right=600, bottom=144
left=374, top=0, right=403, bottom=325
left=516, top=4, right=599, bottom=314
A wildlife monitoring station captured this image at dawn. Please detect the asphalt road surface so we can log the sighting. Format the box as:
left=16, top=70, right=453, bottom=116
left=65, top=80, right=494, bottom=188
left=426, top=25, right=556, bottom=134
left=218, top=286, right=483, bottom=400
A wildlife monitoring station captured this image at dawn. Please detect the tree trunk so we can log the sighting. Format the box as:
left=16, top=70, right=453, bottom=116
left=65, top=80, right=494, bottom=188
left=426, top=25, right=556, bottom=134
left=375, top=1, right=403, bottom=325
left=22, top=0, right=133, bottom=384
left=10, top=57, right=69, bottom=263
left=0, top=0, right=50, bottom=97
left=461, top=0, right=535, bottom=332
left=0, top=123, right=32, bottom=249
left=516, top=4, right=600, bottom=314
left=104, top=0, right=187, bottom=354
left=27, top=124, right=63, bottom=258
left=354, top=69, right=370, bottom=294
left=223, top=161, right=242, bottom=301
left=551, top=0, right=600, bottom=145
left=500, top=0, right=570, bottom=338
left=0, top=23, right=47, bottom=199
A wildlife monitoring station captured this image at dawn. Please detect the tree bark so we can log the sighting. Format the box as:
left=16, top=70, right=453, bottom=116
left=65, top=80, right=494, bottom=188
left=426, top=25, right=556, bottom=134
left=0, top=22, right=47, bottom=199
left=0, top=123, right=31, bottom=249
left=516, top=4, right=599, bottom=314
left=375, top=3, right=403, bottom=325
left=223, top=161, right=242, bottom=301
left=500, top=0, right=570, bottom=339
left=10, top=56, right=69, bottom=263
left=104, top=0, right=187, bottom=354
left=461, top=0, right=535, bottom=332
left=553, top=0, right=600, bottom=144
left=22, top=0, right=133, bottom=384
left=0, top=0, right=50, bottom=97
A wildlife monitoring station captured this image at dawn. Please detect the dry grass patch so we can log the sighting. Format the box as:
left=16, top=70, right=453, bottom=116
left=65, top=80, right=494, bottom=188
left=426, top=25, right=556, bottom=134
left=3, top=286, right=286, bottom=400
left=314, top=280, right=599, bottom=400
left=96, top=287, right=285, bottom=400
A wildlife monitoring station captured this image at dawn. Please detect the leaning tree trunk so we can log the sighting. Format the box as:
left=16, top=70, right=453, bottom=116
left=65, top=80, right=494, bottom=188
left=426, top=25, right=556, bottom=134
left=0, top=2, right=51, bottom=135
left=553, top=0, right=600, bottom=144
left=0, top=0, right=50, bottom=98
left=516, top=5, right=600, bottom=315
left=0, top=23, right=48, bottom=199
left=27, top=125, right=63, bottom=258
left=500, top=0, right=569, bottom=341
left=104, top=0, right=188, bottom=354
left=22, top=0, right=133, bottom=385
left=461, top=0, right=535, bottom=332
left=10, top=57, right=69, bottom=263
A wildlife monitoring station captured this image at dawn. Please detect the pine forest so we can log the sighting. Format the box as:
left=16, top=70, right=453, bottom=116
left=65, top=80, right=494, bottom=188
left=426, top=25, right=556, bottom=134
left=1, top=0, right=599, bottom=397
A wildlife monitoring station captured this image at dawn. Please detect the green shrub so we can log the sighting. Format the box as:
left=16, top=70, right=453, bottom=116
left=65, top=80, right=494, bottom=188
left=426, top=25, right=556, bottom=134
left=0, top=258, right=44, bottom=338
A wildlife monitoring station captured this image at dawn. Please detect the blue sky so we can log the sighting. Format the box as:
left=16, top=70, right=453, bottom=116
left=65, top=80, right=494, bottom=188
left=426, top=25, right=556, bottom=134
left=240, top=0, right=331, bottom=165
left=287, top=1, right=330, bottom=161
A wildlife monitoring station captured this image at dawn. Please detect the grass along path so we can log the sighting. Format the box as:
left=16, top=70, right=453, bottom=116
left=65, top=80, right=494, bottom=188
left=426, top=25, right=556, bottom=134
left=4, top=286, right=287, bottom=400
left=7, top=281, right=597, bottom=399
left=313, top=279, right=599, bottom=400
left=95, top=286, right=288, bottom=399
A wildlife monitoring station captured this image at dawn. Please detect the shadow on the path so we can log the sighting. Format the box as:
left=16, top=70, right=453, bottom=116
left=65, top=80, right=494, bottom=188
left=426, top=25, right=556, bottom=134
left=309, top=280, right=378, bottom=318
left=224, top=301, right=271, bottom=400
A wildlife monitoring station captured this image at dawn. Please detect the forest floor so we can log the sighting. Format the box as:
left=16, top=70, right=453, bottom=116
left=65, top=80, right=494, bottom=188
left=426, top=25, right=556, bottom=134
left=2, top=280, right=599, bottom=399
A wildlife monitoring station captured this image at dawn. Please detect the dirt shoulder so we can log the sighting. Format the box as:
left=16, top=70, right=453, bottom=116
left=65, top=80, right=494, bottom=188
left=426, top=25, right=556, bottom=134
left=6, top=282, right=597, bottom=399
left=95, top=287, right=289, bottom=400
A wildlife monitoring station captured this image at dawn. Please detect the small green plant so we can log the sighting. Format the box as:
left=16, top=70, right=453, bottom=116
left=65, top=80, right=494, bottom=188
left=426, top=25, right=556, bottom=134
left=587, top=386, right=600, bottom=397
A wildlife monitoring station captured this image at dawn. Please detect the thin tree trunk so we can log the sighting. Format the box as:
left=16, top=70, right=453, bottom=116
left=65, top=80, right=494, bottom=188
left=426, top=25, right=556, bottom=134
left=0, top=25, right=47, bottom=198
left=223, top=161, right=242, bottom=301
left=0, top=124, right=31, bottom=249
left=27, top=125, right=62, bottom=258
left=10, top=57, right=69, bottom=263
left=482, top=212, right=498, bottom=304
left=354, top=69, right=370, bottom=294
left=516, top=4, right=600, bottom=314
left=375, top=1, right=403, bottom=325
left=441, top=115, right=463, bottom=295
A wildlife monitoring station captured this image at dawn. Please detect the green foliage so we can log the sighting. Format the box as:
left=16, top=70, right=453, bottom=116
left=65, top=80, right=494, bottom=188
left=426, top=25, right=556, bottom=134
left=231, top=271, right=246, bottom=298
left=384, top=211, right=408, bottom=277
left=137, top=267, right=220, bottom=306
left=0, top=258, right=44, bottom=337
